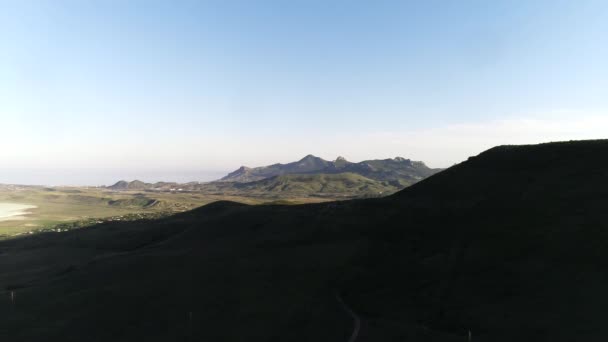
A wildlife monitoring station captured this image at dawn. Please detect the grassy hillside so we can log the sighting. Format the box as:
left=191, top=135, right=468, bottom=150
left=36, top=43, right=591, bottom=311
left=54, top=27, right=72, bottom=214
left=235, top=172, right=400, bottom=197
left=106, top=173, right=407, bottom=199
left=2, top=140, right=608, bottom=341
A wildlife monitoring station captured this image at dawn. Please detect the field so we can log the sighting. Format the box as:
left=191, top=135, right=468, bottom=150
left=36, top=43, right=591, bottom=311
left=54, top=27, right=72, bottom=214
left=0, top=185, right=332, bottom=239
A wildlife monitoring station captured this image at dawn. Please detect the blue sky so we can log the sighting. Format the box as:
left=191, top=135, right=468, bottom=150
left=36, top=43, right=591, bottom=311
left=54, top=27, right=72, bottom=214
left=1, top=0, right=607, bottom=185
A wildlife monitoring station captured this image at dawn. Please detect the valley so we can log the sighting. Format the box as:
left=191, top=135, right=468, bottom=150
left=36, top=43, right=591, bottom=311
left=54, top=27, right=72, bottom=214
left=0, top=155, right=439, bottom=239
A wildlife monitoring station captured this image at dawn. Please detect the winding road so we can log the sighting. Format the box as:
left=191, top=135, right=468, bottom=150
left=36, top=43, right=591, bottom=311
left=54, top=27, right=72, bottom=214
left=336, top=295, right=361, bottom=342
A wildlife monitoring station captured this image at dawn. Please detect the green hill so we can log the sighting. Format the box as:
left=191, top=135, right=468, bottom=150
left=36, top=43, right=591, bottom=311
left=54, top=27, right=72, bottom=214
left=235, top=172, right=399, bottom=197
left=107, top=180, right=151, bottom=191
left=2, top=140, right=608, bottom=341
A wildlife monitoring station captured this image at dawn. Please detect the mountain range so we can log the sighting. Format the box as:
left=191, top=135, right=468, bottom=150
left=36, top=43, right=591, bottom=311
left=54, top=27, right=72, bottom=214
left=220, top=154, right=439, bottom=184
left=108, top=155, right=442, bottom=198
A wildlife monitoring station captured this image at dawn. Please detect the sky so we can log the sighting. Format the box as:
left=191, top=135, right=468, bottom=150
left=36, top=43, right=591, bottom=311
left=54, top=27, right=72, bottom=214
left=1, top=0, right=607, bottom=185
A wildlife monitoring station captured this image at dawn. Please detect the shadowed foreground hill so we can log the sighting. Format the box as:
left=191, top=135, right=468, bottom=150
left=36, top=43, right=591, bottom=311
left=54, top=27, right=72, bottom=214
left=2, top=140, right=608, bottom=341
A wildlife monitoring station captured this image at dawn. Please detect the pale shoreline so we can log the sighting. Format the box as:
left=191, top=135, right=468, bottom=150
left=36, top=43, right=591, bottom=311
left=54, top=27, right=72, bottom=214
left=0, top=203, right=38, bottom=222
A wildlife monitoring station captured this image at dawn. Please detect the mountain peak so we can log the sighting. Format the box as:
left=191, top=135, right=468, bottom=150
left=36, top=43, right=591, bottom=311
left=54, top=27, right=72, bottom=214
left=299, top=154, right=320, bottom=162
left=335, top=156, right=348, bottom=162
left=220, top=165, right=256, bottom=182
left=296, top=155, right=328, bottom=167
left=111, top=180, right=128, bottom=187
left=108, top=180, right=148, bottom=190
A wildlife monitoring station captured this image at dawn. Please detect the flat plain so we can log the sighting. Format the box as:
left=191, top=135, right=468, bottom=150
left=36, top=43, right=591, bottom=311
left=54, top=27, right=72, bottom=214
left=0, top=185, right=333, bottom=239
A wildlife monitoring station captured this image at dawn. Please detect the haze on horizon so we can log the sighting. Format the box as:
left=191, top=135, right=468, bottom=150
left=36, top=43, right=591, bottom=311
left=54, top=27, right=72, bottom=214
left=2, top=0, right=607, bottom=186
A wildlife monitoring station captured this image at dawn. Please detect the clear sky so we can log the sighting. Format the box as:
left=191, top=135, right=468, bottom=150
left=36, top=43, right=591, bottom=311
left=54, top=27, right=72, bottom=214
left=1, top=0, right=607, bottom=185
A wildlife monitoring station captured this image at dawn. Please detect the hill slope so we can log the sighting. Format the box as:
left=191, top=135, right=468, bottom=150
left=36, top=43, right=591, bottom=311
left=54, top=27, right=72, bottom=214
left=2, top=140, right=608, bottom=341
left=219, top=154, right=333, bottom=182
left=107, top=179, right=154, bottom=190
left=235, top=172, right=398, bottom=197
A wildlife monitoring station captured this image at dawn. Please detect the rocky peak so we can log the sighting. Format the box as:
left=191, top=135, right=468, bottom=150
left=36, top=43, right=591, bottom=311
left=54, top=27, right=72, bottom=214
left=299, top=154, right=319, bottom=162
